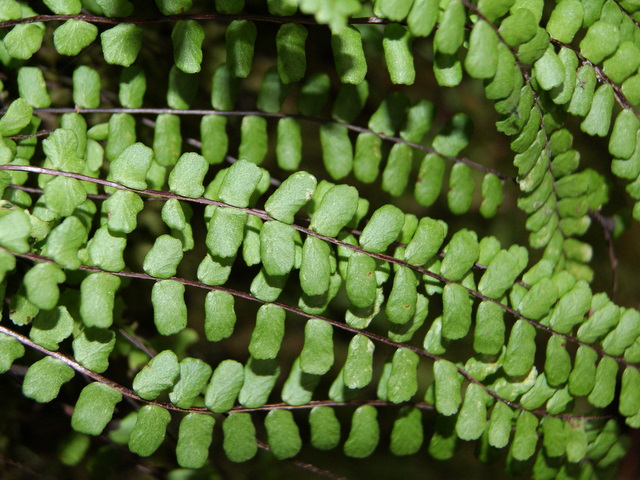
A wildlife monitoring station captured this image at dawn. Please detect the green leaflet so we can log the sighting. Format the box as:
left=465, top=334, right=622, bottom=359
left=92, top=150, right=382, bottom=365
left=265, top=410, right=302, bottom=459
left=434, top=0, right=465, bottom=55
left=309, top=184, right=358, bottom=237
left=581, top=84, right=614, bottom=137
left=206, top=207, right=247, bottom=259
left=604, top=42, right=640, bottom=84
left=343, top=334, right=374, bottom=389
left=428, top=415, right=458, bottom=459
left=172, top=20, right=204, bottom=74
left=71, top=383, right=122, bottom=435
left=534, top=45, right=564, bottom=91
left=91, top=0, right=131, bottom=16
left=265, top=171, right=317, bottom=224
left=387, top=348, right=419, bottom=403
left=343, top=405, right=379, bottom=458
left=390, top=407, right=423, bottom=455
left=441, top=229, right=479, bottom=281
left=18, top=67, right=50, bottom=108
left=276, top=23, right=307, bottom=84
left=226, top=20, right=257, bottom=78
left=23, top=356, right=74, bottom=403
left=101, top=24, right=143, bottom=67
left=201, top=115, right=228, bottom=165
left=580, top=20, right=619, bottom=64
left=211, top=64, right=240, bottom=110
left=442, top=283, right=472, bottom=340
left=176, top=414, right=215, bottom=468
left=588, top=356, right=618, bottom=408
left=54, top=20, right=98, bottom=56
left=4, top=23, right=45, bottom=60
left=297, top=73, right=330, bottom=116
left=480, top=173, right=503, bottom=217
left=300, top=319, right=333, bottom=375
left=58, top=432, right=90, bottom=466
left=119, top=66, right=146, bottom=108
left=517, top=277, right=558, bottom=320
left=106, top=114, right=136, bottom=161
left=503, top=320, right=536, bottom=377
left=456, top=383, right=490, bottom=441
left=549, top=281, right=592, bottom=334
left=42, top=216, right=85, bottom=269
left=619, top=366, right=640, bottom=417
left=72, top=327, right=116, bottom=373
left=169, top=152, right=208, bottom=198
left=477, top=0, right=512, bottom=20
left=239, top=116, right=268, bottom=164
left=401, top=99, right=435, bottom=143
left=488, top=401, right=514, bottom=448
left=407, top=0, right=438, bottom=36
left=80, top=273, right=120, bottom=328
left=541, top=417, right=566, bottom=458
left=309, top=406, right=341, bottom=450
left=565, top=419, right=588, bottom=462
left=249, top=304, right=285, bottom=359
left=204, top=290, right=236, bottom=342
left=153, top=114, right=182, bottom=167
left=382, top=143, right=413, bottom=197
left=332, top=26, right=367, bottom=84
left=132, top=350, right=180, bottom=400
left=204, top=359, right=244, bottom=413
left=169, top=357, right=213, bottom=408
left=103, top=190, right=143, bottom=234
left=143, top=234, right=183, bottom=279
left=267, top=0, right=296, bottom=15
left=257, top=66, right=290, bottom=113
left=383, top=23, right=414, bottom=85
left=242, top=214, right=262, bottom=266
left=44, top=176, right=86, bottom=216
left=545, top=335, right=572, bottom=387
left=251, top=267, right=289, bottom=302
left=386, top=266, right=418, bottom=325
left=276, top=118, right=302, bottom=170
left=478, top=250, right=522, bottom=299
left=128, top=405, right=171, bottom=457
left=281, top=357, right=321, bottom=405
left=0, top=333, right=25, bottom=373
left=368, top=91, right=411, bottom=136
left=215, top=0, right=243, bottom=13
left=447, top=163, right=474, bottom=214
left=30, top=306, right=74, bottom=351
left=474, top=301, right=505, bottom=355
left=546, top=0, right=584, bottom=43
left=320, top=123, right=353, bottom=180
left=109, top=142, right=153, bottom=190
left=360, top=205, right=404, bottom=253
left=568, top=65, right=597, bottom=117
left=152, top=280, right=187, bottom=335
left=434, top=359, right=462, bottom=416
left=465, top=21, right=498, bottom=79
left=218, top=160, right=262, bottom=208
left=602, top=309, right=640, bottom=355
left=404, top=216, right=446, bottom=265
left=238, top=357, right=280, bottom=408
left=510, top=411, right=539, bottom=461
left=24, top=263, right=65, bottom=311
left=345, top=253, right=378, bottom=309
left=551, top=48, right=579, bottom=106
left=375, top=0, right=412, bottom=20
left=520, top=373, right=555, bottom=410
left=223, top=413, right=258, bottom=462
left=333, top=82, right=369, bottom=125
left=609, top=109, right=640, bottom=159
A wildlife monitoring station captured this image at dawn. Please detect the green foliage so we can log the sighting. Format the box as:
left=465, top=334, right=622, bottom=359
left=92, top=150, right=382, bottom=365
left=1, top=1, right=640, bottom=479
